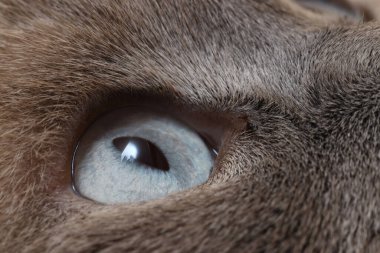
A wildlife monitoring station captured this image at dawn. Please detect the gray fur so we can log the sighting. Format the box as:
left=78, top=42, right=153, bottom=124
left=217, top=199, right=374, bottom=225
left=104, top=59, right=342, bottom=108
left=0, top=0, right=379, bottom=252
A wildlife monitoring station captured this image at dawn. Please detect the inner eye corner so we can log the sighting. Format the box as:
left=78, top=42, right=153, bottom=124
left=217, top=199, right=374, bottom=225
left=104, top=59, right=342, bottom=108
left=199, top=133, right=219, bottom=157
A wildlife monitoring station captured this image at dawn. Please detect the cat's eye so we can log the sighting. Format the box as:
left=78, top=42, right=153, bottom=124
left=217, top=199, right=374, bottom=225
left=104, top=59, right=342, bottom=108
left=72, top=107, right=219, bottom=204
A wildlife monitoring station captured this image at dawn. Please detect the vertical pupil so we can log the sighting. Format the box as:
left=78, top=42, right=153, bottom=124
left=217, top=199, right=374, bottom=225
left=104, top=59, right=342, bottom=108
left=112, top=137, right=169, bottom=171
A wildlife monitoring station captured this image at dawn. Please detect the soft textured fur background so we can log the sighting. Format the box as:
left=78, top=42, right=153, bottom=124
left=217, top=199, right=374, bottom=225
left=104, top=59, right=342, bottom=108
left=1, top=0, right=380, bottom=252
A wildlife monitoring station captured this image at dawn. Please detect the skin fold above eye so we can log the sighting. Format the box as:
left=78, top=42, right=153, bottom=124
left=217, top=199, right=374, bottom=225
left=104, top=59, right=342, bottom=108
left=72, top=107, right=217, bottom=204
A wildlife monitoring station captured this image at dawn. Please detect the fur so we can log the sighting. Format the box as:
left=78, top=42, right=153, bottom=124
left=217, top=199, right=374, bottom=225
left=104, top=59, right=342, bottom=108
left=0, top=0, right=380, bottom=252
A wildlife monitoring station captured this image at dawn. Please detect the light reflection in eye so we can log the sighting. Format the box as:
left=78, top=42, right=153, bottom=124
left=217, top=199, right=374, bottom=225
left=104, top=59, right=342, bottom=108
left=121, top=141, right=138, bottom=162
left=113, top=136, right=170, bottom=171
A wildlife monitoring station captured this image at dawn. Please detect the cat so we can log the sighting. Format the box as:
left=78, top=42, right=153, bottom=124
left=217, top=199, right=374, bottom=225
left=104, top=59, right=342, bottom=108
left=1, top=0, right=380, bottom=252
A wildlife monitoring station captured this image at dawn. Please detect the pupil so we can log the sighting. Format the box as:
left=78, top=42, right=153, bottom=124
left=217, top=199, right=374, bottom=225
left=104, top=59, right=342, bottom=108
left=112, top=136, right=169, bottom=171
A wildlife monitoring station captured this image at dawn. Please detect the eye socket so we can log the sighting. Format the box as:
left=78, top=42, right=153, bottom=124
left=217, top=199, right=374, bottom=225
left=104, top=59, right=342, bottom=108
left=297, top=0, right=362, bottom=20
left=72, top=107, right=218, bottom=204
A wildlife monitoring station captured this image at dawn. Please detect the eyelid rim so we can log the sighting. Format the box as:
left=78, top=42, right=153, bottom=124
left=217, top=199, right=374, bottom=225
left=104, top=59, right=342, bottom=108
left=71, top=139, right=86, bottom=199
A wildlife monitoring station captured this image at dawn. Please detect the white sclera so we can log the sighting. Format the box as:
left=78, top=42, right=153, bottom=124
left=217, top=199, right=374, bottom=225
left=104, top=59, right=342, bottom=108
left=73, top=108, right=214, bottom=204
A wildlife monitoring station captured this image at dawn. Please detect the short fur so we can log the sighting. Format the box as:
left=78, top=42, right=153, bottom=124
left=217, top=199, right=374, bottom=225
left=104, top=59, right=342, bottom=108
left=1, top=0, right=380, bottom=252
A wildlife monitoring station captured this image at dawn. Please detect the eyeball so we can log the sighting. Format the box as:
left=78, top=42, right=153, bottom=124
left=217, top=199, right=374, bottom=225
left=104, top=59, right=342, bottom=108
left=72, top=107, right=216, bottom=204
